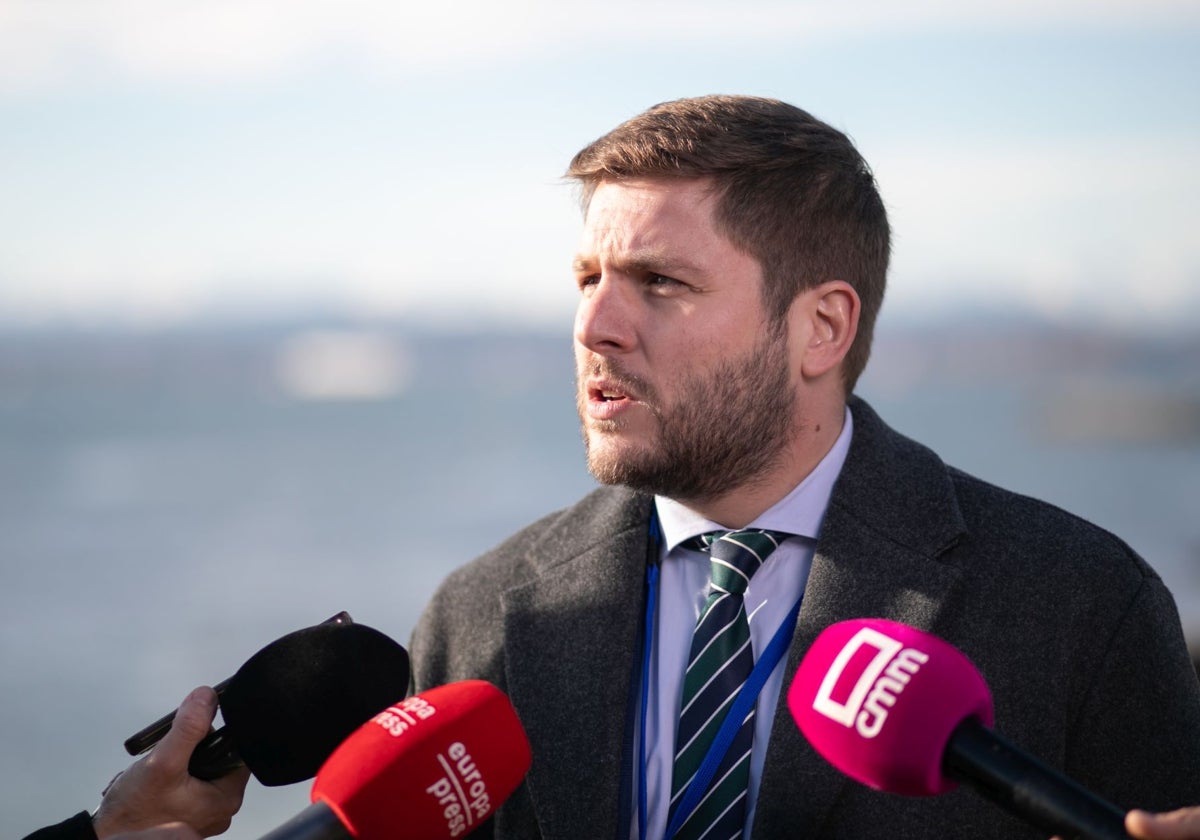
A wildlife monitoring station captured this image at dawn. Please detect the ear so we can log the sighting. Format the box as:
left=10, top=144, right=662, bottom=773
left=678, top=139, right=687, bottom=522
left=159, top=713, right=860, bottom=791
left=791, top=280, right=860, bottom=381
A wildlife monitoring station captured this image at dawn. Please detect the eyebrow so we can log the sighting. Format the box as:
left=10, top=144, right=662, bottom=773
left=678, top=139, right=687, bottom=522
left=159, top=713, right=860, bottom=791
left=571, top=249, right=704, bottom=277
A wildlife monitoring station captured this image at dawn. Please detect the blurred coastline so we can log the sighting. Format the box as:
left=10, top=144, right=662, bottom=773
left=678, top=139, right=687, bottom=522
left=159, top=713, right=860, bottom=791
left=2, top=313, right=1198, bottom=838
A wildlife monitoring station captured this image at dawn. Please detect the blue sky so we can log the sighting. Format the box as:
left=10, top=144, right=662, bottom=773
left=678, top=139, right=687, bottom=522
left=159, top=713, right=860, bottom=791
left=1, top=0, right=1197, bottom=331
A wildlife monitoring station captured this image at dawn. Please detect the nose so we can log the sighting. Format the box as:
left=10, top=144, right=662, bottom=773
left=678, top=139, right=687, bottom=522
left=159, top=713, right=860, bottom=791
left=574, top=275, right=638, bottom=356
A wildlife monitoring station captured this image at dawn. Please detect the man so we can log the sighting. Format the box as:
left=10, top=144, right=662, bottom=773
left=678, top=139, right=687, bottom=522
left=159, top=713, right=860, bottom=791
left=22, top=687, right=248, bottom=840
left=410, top=95, right=1200, bottom=839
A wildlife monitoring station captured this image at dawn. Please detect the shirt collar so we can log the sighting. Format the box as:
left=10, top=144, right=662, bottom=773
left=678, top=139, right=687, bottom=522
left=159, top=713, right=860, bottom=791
left=654, top=404, right=854, bottom=551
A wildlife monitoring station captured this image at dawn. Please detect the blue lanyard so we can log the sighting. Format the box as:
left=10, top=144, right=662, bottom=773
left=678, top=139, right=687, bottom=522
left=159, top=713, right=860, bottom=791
left=638, top=525, right=804, bottom=840
left=638, top=561, right=659, bottom=840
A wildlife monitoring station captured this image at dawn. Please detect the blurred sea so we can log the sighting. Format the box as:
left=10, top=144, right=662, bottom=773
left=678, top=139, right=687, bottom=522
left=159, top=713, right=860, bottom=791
left=3, top=317, right=1199, bottom=838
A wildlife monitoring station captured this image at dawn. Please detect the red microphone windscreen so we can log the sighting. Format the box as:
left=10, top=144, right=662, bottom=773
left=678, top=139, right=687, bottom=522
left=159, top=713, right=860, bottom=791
left=312, top=680, right=531, bottom=840
left=787, top=619, right=993, bottom=796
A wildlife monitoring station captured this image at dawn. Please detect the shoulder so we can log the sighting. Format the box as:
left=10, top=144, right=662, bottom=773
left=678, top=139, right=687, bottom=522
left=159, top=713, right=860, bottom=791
left=837, top=396, right=1178, bottom=690
left=946, top=464, right=1151, bottom=581
left=409, top=485, right=652, bottom=691
left=843, top=395, right=1153, bottom=583
left=440, top=484, right=650, bottom=591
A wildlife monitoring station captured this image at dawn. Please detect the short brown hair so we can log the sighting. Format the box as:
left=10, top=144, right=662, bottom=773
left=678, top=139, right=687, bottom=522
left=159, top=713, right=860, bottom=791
left=566, top=94, right=890, bottom=393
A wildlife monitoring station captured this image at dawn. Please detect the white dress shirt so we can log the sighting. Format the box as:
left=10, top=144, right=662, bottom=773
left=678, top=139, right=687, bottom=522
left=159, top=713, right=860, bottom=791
left=634, top=406, right=853, bottom=840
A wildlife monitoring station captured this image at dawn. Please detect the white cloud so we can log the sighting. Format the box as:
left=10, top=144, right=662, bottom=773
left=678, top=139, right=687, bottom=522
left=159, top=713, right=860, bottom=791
left=0, top=0, right=1196, bottom=327
left=1, top=0, right=1197, bottom=93
left=877, top=132, right=1200, bottom=324
left=3, top=130, right=1196, bottom=329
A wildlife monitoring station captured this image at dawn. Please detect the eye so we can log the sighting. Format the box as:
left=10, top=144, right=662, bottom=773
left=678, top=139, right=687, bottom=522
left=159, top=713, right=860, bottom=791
left=645, top=274, right=687, bottom=294
left=576, top=273, right=601, bottom=292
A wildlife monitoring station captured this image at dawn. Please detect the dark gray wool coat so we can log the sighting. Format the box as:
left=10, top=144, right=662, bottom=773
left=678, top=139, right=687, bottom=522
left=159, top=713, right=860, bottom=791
left=411, top=397, right=1200, bottom=839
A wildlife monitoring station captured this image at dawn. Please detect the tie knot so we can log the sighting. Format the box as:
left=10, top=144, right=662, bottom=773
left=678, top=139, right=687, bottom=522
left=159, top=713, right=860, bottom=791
left=686, top=529, right=787, bottom=596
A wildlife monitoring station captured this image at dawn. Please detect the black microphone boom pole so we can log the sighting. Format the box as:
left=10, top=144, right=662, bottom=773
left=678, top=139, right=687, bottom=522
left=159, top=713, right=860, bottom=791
left=257, top=802, right=346, bottom=840
left=945, top=719, right=1129, bottom=840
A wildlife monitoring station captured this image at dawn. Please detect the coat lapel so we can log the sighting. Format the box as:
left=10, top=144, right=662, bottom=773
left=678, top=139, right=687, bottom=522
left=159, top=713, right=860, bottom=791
left=753, top=398, right=969, bottom=836
left=501, top=491, right=653, bottom=840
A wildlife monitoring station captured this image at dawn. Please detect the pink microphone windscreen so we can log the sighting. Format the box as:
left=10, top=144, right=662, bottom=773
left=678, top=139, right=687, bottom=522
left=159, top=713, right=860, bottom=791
left=787, top=618, right=993, bottom=796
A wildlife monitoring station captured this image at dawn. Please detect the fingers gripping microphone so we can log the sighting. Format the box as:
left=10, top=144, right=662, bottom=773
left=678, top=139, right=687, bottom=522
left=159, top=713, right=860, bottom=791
left=125, top=613, right=411, bottom=786
left=258, top=680, right=532, bottom=840
left=787, top=619, right=1130, bottom=840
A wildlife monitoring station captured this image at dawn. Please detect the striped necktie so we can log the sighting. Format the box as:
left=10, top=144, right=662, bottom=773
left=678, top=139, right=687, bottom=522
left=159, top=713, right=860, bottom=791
left=669, top=529, right=787, bottom=840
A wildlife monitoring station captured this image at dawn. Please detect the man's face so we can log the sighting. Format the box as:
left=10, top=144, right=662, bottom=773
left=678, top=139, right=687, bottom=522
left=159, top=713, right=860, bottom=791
left=572, top=178, right=797, bottom=502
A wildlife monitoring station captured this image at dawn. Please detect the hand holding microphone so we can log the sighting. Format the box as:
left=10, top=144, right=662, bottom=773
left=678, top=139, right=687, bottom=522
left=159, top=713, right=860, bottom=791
left=788, top=618, right=1131, bottom=840
left=23, top=614, right=413, bottom=840
left=93, top=686, right=249, bottom=839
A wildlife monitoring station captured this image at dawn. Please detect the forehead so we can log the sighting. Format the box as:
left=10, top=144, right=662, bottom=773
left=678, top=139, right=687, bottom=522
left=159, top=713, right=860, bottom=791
left=576, top=178, right=727, bottom=261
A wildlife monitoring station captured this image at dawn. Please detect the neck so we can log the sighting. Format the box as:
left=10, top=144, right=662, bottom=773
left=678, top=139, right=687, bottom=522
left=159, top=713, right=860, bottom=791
left=674, top=401, right=846, bottom=528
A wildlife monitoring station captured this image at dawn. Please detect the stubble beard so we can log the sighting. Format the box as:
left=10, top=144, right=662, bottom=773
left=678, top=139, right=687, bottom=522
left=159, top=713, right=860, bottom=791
left=576, top=324, right=797, bottom=503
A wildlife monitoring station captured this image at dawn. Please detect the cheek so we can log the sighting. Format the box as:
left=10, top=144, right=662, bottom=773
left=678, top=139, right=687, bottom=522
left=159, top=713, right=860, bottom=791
left=573, top=342, right=591, bottom=375
left=656, top=330, right=729, bottom=370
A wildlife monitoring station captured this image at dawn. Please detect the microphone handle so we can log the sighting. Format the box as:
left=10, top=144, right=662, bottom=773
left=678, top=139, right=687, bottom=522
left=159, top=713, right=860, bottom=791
left=124, top=676, right=233, bottom=756
left=187, top=725, right=245, bottom=780
left=944, top=718, right=1129, bottom=840
left=258, top=801, right=349, bottom=840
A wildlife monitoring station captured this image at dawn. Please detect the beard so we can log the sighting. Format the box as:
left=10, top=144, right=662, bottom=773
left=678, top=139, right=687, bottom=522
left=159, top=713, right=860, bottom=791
left=576, top=323, right=797, bottom=502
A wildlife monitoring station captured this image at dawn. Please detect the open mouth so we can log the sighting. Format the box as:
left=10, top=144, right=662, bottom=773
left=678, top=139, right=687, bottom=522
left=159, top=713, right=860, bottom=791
left=583, top=379, right=641, bottom=421
left=582, top=367, right=649, bottom=417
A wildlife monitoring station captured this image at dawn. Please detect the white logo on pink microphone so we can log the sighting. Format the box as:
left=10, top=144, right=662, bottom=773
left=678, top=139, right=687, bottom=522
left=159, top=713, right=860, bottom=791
left=812, top=627, right=929, bottom=738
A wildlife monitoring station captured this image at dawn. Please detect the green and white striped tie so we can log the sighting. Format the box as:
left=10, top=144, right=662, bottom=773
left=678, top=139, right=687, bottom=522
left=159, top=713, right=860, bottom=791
left=669, top=529, right=786, bottom=840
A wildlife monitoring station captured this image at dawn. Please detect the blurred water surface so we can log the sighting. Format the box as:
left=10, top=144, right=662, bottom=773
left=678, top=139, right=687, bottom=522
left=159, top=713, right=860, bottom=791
left=2, top=318, right=1197, bottom=838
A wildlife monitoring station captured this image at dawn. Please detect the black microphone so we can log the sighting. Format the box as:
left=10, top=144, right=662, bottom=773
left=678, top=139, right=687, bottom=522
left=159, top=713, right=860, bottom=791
left=788, top=619, right=1129, bottom=840
left=125, top=612, right=411, bottom=786
left=944, top=718, right=1129, bottom=839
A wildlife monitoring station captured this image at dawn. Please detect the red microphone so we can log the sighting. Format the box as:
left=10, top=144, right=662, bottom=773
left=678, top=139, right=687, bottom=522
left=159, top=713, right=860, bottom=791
left=260, top=680, right=531, bottom=839
left=788, top=619, right=1130, bottom=840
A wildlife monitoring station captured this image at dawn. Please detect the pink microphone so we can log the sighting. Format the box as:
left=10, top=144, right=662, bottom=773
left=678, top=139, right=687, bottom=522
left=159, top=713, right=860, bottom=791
left=788, top=619, right=1129, bottom=840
